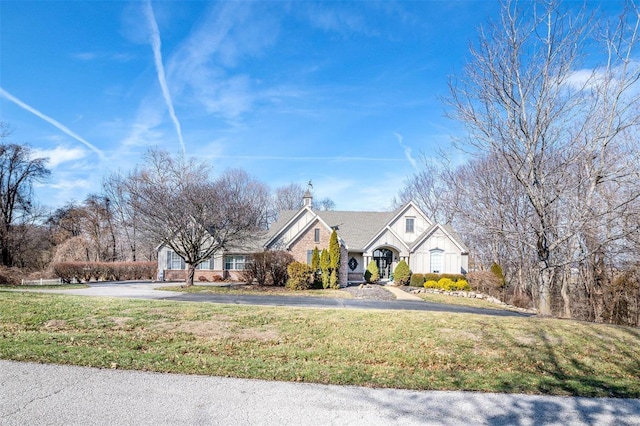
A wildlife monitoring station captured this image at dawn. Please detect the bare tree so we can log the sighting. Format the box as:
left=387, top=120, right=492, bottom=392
left=273, top=183, right=305, bottom=212
left=0, top=124, right=50, bottom=266
left=394, top=155, right=458, bottom=224
left=125, top=149, right=269, bottom=286
left=271, top=182, right=335, bottom=223
left=447, top=0, right=640, bottom=315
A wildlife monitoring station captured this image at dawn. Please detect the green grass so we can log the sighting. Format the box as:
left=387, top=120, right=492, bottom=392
left=415, top=291, right=520, bottom=311
left=0, top=284, right=89, bottom=290
left=0, top=292, right=638, bottom=397
left=159, top=284, right=353, bottom=298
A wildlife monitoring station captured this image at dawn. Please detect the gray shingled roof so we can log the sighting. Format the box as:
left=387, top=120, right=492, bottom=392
left=265, top=205, right=468, bottom=254
left=313, top=210, right=396, bottom=251
left=264, top=208, right=395, bottom=251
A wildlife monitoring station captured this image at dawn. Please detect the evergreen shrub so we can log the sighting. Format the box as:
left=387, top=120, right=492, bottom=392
left=286, top=262, right=314, bottom=290
left=364, top=260, right=380, bottom=283
left=410, top=273, right=425, bottom=287
left=393, top=260, right=411, bottom=286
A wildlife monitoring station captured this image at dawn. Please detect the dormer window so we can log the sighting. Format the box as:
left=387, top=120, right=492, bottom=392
left=405, top=217, right=415, bottom=233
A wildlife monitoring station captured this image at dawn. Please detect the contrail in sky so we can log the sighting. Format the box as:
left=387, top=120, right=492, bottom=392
left=394, top=132, right=418, bottom=169
left=144, top=0, right=186, bottom=155
left=0, top=87, right=104, bottom=158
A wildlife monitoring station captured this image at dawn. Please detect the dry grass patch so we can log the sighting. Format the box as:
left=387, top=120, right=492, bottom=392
left=0, top=292, right=638, bottom=397
left=159, top=284, right=352, bottom=299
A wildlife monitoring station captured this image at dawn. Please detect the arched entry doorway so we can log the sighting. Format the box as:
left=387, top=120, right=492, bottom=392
left=373, top=248, right=393, bottom=279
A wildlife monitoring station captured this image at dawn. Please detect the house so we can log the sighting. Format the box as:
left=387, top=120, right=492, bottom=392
left=157, top=190, right=469, bottom=284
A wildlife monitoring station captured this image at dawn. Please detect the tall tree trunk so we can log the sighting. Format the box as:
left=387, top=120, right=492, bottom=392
left=560, top=271, right=572, bottom=319
left=538, top=263, right=553, bottom=316
left=185, top=263, right=196, bottom=287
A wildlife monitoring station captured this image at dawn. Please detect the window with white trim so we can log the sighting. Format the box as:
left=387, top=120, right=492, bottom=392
left=166, top=250, right=185, bottom=270
left=314, top=228, right=320, bottom=243
left=224, top=255, right=247, bottom=270
left=430, top=249, right=443, bottom=273
left=406, top=217, right=415, bottom=233
left=197, top=256, right=213, bottom=270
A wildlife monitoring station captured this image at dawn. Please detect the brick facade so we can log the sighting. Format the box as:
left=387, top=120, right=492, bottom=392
left=288, top=219, right=349, bottom=286
left=161, top=269, right=243, bottom=282
left=288, top=219, right=331, bottom=263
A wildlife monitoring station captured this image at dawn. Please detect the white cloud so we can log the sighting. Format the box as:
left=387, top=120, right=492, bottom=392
left=31, top=146, right=87, bottom=168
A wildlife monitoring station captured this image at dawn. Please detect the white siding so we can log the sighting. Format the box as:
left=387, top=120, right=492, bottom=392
left=364, top=229, right=408, bottom=257
left=411, top=228, right=464, bottom=274
left=388, top=205, right=431, bottom=244
left=269, top=210, right=317, bottom=249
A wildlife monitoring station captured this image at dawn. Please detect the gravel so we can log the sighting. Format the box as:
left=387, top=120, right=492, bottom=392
left=343, top=283, right=396, bottom=300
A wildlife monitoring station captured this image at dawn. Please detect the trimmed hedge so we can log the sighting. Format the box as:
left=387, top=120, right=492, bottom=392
left=52, top=262, right=157, bottom=283
left=410, top=273, right=425, bottom=287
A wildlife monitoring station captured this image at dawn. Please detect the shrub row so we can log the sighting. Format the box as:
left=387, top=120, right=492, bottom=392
left=424, top=277, right=471, bottom=291
left=409, top=273, right=467, bottom=287
left=52, top=262, right=157, bottom=283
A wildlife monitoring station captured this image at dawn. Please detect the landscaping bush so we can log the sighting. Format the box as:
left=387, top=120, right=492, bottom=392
left=410, top=273, right=425, bottom=287
left=243, top=251, right=294, bottom=286
left=490, top=262, right=507, bottom=287
left=364, top=260, right=380, bottom=283
left=0, top=267, right=21, bottom=285
left=286, top=262, right=314, bottom=290
left=320, top=249, right=330, bottom=289
left=455, top=279, right=471, bottom=291
left=52, top=262, right=157, bottom=283
left=438, top=277, right=456, bottom=291
left=424, top=280, right=438, bottom=289
left=423, top=273, right=441, bottom=282
left=198, top=276, right=209, bottom=282
left=393, top=260, right=411, bottom=286
left=466, top=270, right=503, bottom=298
left=441, top=273, right=466, bottom=282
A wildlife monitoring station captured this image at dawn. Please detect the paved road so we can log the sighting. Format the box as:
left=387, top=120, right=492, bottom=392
left=2, top=360, right=638, bottom=425
left=29, top=281, right=530, bottom=318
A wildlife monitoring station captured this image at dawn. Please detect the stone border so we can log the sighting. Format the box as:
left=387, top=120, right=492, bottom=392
left=405, top=287, right=537, bottom=314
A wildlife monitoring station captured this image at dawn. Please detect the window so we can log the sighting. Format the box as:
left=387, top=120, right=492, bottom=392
left=406, top=217, right=415, bottom=233
left=224, top=255, right=246, bottom=270
left=307, top=250, right=313, bottom=265
left=430, top=250, right=443, bottom=273
left=167, top=250, right=184, bottom=270
left=314, top=228, right=320, bottom=243
left=197, top=258, right=212, bottom=270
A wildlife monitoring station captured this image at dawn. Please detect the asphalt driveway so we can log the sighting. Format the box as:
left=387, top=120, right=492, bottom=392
left=2, top=360, right=638, bottom=425
left=29, top=281, right=531, bottom=318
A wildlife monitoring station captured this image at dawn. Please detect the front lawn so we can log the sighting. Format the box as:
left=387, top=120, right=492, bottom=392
left=0, top=292, right=638, bottom=397
left=159, top=284, right=353, bottom=298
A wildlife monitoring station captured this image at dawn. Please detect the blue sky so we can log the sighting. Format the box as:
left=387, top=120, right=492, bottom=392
left=0, top=1, right=617, bottom=211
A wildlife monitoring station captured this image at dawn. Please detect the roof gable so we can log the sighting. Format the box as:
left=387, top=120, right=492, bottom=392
left=363, top=201, right=432, bottom=251
left=410, top=223, right=469, bottom=254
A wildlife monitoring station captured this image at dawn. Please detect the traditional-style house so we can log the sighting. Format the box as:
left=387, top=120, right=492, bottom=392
left=157, top=190, right=468, bottom=284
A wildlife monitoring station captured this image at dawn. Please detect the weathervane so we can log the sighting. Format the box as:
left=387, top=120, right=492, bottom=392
left=308, top=180, right=313, bottom=191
